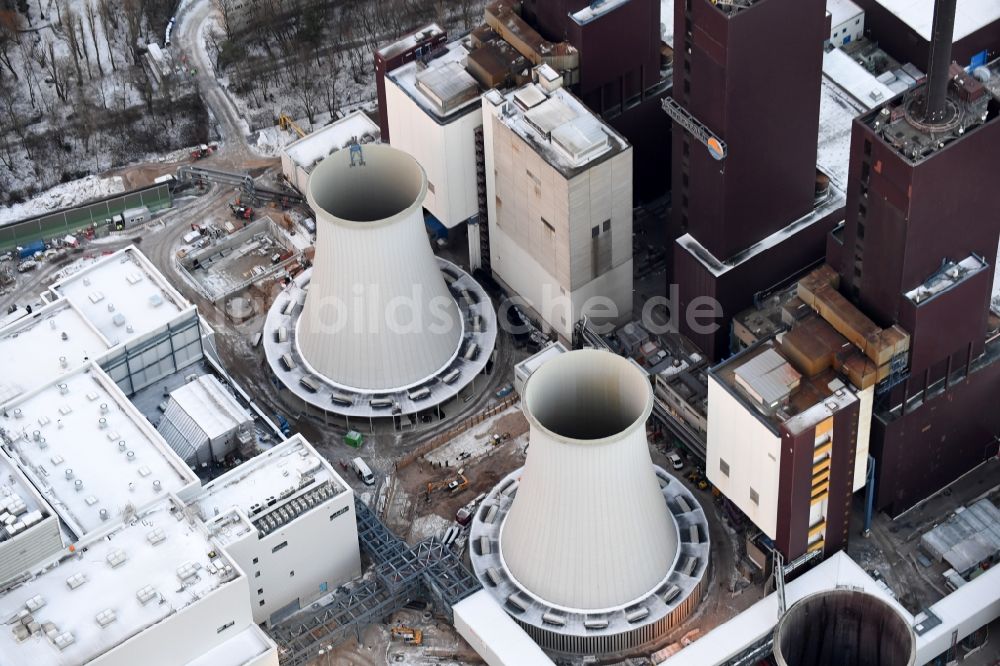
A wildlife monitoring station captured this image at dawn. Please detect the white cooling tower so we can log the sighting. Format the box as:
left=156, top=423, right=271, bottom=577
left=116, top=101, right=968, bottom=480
left=297, top=144, right=462, bottom=391
left=469, top=348, right=710, bottom=658
left=501, top=349, right=677, bottom=610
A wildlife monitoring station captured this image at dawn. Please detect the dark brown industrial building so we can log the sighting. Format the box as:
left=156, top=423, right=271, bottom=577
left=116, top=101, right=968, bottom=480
left=827, top=0, right=1000, bottom=515
left=850, top=0, right=1000, bottom=67
left=669, top=0, right=839, bottom=361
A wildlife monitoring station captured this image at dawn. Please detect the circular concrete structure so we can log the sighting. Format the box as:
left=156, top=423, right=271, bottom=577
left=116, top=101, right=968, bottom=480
left=774, top=589, right=916, bottom=666
left=263, top=144, right=497, bottom=419
left=469, top=350, right=709, bottom=657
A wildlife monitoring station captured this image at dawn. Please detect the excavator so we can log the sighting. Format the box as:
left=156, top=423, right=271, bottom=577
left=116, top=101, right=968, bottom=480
left=426, top=471, right=469, bottom=499
left=390, top=626, right=423, bottom=645
left=278, top=113, right=307, bottom=139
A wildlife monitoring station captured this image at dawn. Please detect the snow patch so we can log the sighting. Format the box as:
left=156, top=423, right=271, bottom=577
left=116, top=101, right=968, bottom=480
left=0, top=176, right=125, bottom=225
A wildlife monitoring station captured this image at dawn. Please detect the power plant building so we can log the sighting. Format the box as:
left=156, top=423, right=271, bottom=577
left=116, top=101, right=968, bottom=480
left=482, top=84, right=634, bottom=340
left=470, top=350, right=709, bottom=658
left=279, top=111, right=381, bottom=194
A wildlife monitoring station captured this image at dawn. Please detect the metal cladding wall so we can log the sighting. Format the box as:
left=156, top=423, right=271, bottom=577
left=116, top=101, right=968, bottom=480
left=298, top=145, right=462, bottom=391
left=671, top=0, right=827, bottom=261
left=872, top=350, right=1000, bottom=516
left=673, top=205, right=843, bottom=362
left=839, top=115, right=1000, bottom=339
left=850, top=0, right=1000, bottom=67
left=500, top=349, right=677, bottom=610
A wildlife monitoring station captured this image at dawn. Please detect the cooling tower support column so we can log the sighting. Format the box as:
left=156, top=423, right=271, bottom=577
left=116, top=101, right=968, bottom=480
left=469, top=349, right=710, bottom=658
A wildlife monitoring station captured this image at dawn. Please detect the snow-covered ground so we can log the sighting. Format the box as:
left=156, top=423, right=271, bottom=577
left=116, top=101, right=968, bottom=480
left=0, top=176, right=125, bottom=224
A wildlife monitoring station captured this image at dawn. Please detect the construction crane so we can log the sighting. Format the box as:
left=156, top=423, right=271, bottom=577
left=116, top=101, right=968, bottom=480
left=278, top=113, right=307, bottom=139
left=661, top=97, right=728, bottom=161
left=390, top=626, right=423, bottom=645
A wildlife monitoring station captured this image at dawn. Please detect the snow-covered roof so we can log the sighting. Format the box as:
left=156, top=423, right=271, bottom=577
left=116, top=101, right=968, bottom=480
left=0, top=498, right=240, bottom=666
left=453, top=590, right=556, bottom=666
left=0, top=448, right=53, bottom=542
left=905, top=255, right=989, bottom=304
left=869, top=0, right=999, bottom=42
left=818, top=75, right=868, bottom=189
left=485, top=84, right=629, bottom=176
left=163, top=375, right=250, bottom=443
left=571, top=0, right=633, bottom=25
left=183, top=625, right=276, bottom=666
left=282, top=111, right=380, bottom=172
left=387, top=40, right=483, bottom=121
left=0, top=364, right=199, bottom=539
left=514, top=341, right=568, bottom=383
left=47, top=247, right=191, bottom=347
left=0, top=300, right=110, bottom=407
left=376, top=23, right=445, bottom=59
left=822, top=48, right=897, bottom=111
left=827, top=0, right=864, bottom=26
left=189, top=435, right=347, bottom=542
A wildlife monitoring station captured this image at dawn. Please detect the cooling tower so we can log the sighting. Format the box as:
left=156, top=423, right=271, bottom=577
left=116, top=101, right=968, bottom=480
left=774, top=589, right=916, bottom=666
left=503, top=349, right=677, bottom=608
left=297, top=144, right=462, bottom=391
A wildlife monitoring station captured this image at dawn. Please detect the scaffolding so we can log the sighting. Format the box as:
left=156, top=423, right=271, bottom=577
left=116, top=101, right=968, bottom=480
left=271, top=497, right=481, bottom=664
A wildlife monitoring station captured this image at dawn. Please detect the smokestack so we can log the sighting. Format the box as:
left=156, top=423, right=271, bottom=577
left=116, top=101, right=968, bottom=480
left=923, top=0, right=957, bottom=123
left=500, top=349, right=677, bottom=610
left=297, top=144, right=462, bottom=391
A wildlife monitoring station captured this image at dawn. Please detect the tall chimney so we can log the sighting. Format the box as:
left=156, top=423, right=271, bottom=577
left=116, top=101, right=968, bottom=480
left=923, top=0, right=957, bottom=123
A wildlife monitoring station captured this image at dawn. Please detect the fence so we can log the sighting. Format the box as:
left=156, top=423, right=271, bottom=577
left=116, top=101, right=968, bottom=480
left=0, top=183, right=173, bottom=252
left=395, top=394, right=519, bottom=470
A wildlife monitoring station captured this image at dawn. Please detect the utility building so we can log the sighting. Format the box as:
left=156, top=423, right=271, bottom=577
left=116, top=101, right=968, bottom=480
left=827, top=0, right=1000, bottom=515
left=669, top=0, right=845, bottom=361
left=482, top=84, right=634, bottom=340
left=157, top=374, right=254, bottom=467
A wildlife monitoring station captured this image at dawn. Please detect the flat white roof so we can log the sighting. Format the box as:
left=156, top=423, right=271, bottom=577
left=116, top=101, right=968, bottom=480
left=48, top=247, right=190, bottom=346
left=1, top=364, right=199, bottom=539
left=872, top=0, right=1000, bottom=42
left=388, top=40, right=482, bottom=120
left=819, top=75, right=868, bottom=189
left=515, top=342, right=569, bottom=379
left=453, top=589, right=556, bottom=666
left=827, top=0, right=864, bottom=26
left=0, top=498, right=240, bottom=666
left=184, top=625, right=276, bottom=666
left=282, top=111, right=380, bottom=172
left=191, top=435, right=346, bottom=530
left=0, top=300, right=110, bottom=407
left=822, top=48, right=897, bottom=112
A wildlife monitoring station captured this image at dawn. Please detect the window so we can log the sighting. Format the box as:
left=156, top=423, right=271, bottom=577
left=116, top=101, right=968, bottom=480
left=259, top=600, right=265, bottom=607
left=257, top=588, right=263, bottom=595
left=749, top=488, right=759, bottom=505
left=857, top=225, right=865, bottom=240
left=863, top=140, right=872, bottom=156
left=254, top=571, right=261, bottom=578
left=682, top=141, right=690, bottom=157
left=719, top=459, right=730, bottom=477
left=289, top=571, right=295, bottom=577
left=602, top=220, right=610, bottom=232
left=683, top=80, right=690, bottom=94
left=272, top=541, right=288, bottom=554
left=252, top=557, right=259, bottom=564
left=495, top=195, right=502, bottom=207
left=217, top=620, right=235, bottom=634
left=330, top=506, right=349, bottom=521
left=592, top=226, right=599, bottom=238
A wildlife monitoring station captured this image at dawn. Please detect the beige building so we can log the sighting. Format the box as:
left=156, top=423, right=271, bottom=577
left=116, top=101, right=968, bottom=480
left=482, top=83, right=633, bottom=339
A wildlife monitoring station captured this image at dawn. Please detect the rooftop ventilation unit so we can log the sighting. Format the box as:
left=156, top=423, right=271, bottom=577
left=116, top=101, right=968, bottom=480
left=297, top=144, right=462, bottom=391
left=500, top=349, right=677, bottom=610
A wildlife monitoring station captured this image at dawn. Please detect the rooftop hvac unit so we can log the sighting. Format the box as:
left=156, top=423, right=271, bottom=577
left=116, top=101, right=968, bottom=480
left=297, top=144, right=461, bottom=391
left=499, top=349, right=677, bottom=611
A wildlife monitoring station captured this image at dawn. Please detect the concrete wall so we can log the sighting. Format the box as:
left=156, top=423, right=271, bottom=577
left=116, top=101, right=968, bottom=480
left=223, top=491, right=361, bottom=626
left=94, top=577, right=252, bottom=666
left=384, top=79, right=481, bottom=228
left=706, top=376, right=781, bottom=538
left=484, top=102, right=634, bottom=338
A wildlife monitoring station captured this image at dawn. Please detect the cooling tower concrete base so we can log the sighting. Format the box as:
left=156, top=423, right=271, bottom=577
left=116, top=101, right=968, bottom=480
left=469, top=350, right=710, bottom=658
left=774, top=589, right=917, bottom=666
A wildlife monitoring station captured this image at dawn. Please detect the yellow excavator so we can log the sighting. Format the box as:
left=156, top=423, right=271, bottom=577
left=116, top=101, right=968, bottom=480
left=277, top=113, right=307, bottom=139
left=391, top=625, right=423, bottom=645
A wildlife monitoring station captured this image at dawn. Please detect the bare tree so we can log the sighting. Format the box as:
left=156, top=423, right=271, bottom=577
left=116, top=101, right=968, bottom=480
left=98, top=0, right=117, bottom=72
left=63, top=6, right=84, bottom=86
left=85, top=2, right=103, bottom=76
left=122, top=0, right=142, bottom=65
left=0, top=10, right=21, bottom=80
left=46, top=40, right=69, bottom=102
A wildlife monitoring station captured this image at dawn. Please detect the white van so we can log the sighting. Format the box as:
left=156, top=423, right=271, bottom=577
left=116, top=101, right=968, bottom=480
left=352, top=457, right=375, bottom=485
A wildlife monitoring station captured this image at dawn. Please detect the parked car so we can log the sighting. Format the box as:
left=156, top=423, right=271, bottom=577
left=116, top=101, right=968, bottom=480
left=667, top=452, right=684, bottom=471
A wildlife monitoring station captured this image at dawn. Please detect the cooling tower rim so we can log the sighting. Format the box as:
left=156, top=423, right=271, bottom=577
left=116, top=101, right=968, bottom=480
left=469, top=466, right=711, bottom=651
left=306, top=143, right=428, bottom=229
left=521, top=348, right=654, bottom=446
left=261, top=259, right=498, bottom=417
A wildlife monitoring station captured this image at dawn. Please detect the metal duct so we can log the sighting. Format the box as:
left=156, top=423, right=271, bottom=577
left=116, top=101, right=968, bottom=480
left=297, top=145, right=462, bottom=391
left=499, top=349, right=677, bottom=610
left=923, top=0, right=957, bottom=123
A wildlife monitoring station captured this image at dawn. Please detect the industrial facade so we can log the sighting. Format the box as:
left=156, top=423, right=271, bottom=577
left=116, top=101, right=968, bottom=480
left=482, top=84, right=634, bottom=340
left=669, top=0, right=843, bottom=361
